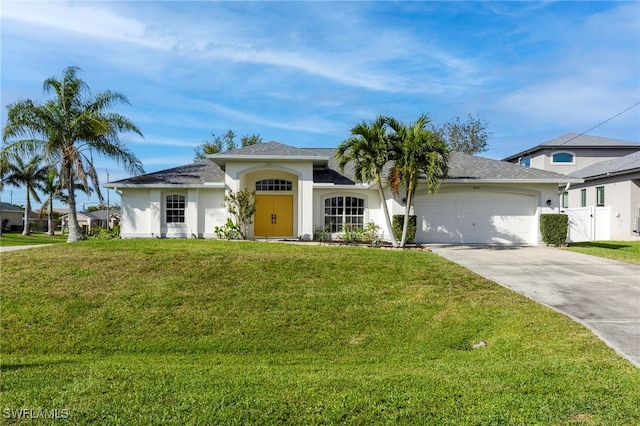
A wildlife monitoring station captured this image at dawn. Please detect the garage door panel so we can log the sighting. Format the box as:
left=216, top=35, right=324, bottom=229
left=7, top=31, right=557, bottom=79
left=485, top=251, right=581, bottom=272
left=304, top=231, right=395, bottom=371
left=415, top=191, right=537, bottom=244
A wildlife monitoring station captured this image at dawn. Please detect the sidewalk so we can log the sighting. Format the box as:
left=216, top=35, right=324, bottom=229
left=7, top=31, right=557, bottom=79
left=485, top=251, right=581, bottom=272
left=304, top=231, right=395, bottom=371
left=0, top=244, right=53, bottom=252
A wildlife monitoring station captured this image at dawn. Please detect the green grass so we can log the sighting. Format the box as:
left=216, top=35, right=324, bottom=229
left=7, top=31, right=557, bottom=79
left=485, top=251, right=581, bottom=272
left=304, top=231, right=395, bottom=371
left=0, top=231, right=67, bottom=246
left=567, top=240, right=640, bottom=265
left=1, top=240, right=639, bottom=424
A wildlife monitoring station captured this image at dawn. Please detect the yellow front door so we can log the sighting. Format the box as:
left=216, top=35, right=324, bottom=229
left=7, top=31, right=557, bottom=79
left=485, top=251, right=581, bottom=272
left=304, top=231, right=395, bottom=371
left=254, top=195, right=293, bottom=237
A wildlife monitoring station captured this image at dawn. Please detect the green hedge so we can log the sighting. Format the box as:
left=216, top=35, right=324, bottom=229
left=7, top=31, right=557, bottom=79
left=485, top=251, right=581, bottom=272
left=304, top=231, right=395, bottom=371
left=540, top=214, right=568, bottom=246
left=392, top=215, right=416, bottom=244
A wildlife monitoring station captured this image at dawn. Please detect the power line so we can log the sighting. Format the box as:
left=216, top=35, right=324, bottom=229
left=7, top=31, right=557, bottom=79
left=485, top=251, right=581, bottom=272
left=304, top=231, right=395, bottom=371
left=561, top=101, right=640, bottom=145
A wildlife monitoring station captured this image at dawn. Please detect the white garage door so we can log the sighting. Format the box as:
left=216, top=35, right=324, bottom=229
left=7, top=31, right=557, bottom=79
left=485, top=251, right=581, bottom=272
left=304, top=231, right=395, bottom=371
left=414, top=190, right=538, bottom=244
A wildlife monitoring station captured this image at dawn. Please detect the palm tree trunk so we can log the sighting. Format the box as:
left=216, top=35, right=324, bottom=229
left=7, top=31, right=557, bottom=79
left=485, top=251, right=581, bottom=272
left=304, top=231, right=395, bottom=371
left=22, top=192, right=31, bottom=236
left=65, top=167, right=84, bottom=242
left=47, top=198, right=54, bottom=236
left=400, top=178, right=415, bottom=247
left=376, top=177, right=398, bottom=247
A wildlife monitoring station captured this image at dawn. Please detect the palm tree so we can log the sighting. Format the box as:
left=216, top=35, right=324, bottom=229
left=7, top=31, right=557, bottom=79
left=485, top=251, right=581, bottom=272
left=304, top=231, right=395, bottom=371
left=388, top=115, right=450, bottom=247
left=39, top=169, right=60, bottom=236
left=39, top=171, right=92, bottom=236
left=3, top=154, right=48, bottom=235
left=0, top=152, right=8, bottom=237
left=2, top=66, right=144, bottom=242
left=336, top=115, right=398, bottom=247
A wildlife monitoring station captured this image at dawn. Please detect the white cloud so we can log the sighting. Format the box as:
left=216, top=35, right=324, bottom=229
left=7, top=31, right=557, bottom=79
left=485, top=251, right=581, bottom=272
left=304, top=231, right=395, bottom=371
left=1, top=1, right=174, bottom=50
left=207, top=103, right=339, bottom=135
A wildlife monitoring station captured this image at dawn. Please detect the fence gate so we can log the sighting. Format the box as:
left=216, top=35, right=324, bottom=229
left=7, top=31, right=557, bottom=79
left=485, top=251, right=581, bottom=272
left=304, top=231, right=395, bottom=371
left=564, top=206, right=611, bottom=242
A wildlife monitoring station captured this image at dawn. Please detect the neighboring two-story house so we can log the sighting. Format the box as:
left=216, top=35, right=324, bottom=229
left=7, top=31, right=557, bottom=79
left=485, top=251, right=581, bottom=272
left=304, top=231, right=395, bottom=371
left=503, top=133, right=640, bottom=241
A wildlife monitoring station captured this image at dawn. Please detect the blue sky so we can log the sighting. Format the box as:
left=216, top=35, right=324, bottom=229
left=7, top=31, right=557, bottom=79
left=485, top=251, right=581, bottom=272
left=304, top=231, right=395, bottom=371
left=2, top=1, right=639, bottom=209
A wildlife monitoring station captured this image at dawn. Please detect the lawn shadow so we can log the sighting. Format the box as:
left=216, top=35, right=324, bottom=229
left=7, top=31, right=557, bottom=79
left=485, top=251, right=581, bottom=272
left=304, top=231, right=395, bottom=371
left=569, top=242, right=631, bottom=250
left=1, top=359, right=75, bottom=372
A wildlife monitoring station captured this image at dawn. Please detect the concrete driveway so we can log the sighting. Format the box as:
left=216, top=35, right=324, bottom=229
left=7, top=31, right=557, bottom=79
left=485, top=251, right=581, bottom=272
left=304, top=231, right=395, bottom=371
left=430, top=245, right=640, bottom=368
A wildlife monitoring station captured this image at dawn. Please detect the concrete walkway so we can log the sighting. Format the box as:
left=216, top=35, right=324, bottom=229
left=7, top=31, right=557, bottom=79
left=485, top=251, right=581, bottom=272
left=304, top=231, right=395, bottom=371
left=0, top=244, right=53, bottom=252
left=430, top=245, right=640, bottom=368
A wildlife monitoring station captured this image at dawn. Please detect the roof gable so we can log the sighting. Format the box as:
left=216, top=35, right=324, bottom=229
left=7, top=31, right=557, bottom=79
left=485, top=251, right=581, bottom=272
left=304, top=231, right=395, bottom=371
left=209, top=141, right=330, bottom=166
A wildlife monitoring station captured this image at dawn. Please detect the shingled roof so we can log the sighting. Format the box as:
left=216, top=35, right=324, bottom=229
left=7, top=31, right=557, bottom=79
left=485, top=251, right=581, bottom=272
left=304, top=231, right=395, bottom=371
left=0, top=202, right=23, bottom=212
left=569, top=152, right=640, bottom=180
left=209, top=141, right=330, bottom=166
left=445, top=152, right=580, bottom=182
left=106, top=143, right=580, bottom=188
left=503, top=133, right=640, bottom=162
left=105, top=160, right=226, bottom=187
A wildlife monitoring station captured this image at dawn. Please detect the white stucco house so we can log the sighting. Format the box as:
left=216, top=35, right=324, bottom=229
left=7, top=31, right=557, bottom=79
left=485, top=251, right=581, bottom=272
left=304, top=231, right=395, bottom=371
left=503, top=133, right=640, bottom=241
left=105, top=141, right=582, bottom=245
left=0, top=202, right=24, bottom=232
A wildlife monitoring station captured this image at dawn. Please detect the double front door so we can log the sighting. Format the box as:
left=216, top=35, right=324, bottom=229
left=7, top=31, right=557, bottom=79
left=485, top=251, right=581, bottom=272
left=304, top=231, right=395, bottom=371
left=254, top=195, right=293, bottom=237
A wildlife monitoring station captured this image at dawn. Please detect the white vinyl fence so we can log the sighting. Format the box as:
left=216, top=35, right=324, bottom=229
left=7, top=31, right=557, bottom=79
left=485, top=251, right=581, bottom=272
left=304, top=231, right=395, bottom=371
left=564, top=206, right=611, bottom=242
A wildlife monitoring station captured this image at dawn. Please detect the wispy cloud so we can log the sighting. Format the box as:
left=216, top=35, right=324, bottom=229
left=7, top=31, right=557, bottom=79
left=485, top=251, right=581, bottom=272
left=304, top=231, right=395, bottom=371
left=1, top=1, right=479, bottom=96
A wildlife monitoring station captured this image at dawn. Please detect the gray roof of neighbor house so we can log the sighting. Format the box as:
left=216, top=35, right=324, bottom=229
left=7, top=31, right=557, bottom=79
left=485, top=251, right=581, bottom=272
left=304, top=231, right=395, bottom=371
left=569, top=151, right=640, bottom=180
left=84, top=209, right=121, bottom=220
left=503, top=133, right=640, bottom=162
left=0, top=202, right=23, bottom=212
left=106, top=142, right=581, bottom=187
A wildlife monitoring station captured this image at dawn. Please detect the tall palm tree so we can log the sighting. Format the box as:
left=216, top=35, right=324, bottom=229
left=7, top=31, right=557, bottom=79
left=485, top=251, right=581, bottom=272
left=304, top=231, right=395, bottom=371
left=0, top=152, right=8, bottom=237
left=336, top=115, right=398, bottom=247
left=3, top=155, right=48, bottom=235
left=2, top=66, right=144, bottom=242
left=388, top=115, right=450, bottom=247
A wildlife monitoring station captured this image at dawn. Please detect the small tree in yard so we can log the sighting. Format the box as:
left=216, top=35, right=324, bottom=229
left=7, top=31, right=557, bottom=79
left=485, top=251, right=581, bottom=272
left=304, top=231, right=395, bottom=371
left=224, top=189, right=257, bottom=240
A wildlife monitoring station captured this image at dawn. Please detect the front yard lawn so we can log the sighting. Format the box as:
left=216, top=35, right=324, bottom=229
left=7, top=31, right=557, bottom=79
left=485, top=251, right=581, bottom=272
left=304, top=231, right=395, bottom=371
left=567, top=240, right=640, bottom=265
left=0, top=231, right=66, bottom=246
left=1, top=240, right=638, bottom=424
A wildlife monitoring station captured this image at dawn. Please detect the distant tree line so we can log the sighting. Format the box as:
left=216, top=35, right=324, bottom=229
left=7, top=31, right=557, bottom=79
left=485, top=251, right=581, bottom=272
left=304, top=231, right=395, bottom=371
left=194, top=129, right=263, bottom=161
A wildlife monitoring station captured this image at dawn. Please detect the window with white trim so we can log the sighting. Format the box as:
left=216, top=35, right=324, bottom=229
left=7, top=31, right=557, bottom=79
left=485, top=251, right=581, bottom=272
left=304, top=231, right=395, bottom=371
left=552, top=152, right=574, bottom=164
left=562, top=192, right=569, bottom=208
left=324, top=196, right=365, bottom=232
left=596, top=186, right=605, bottom=207
left=166, top=195, right=185, bottom=223
left=580, top=189, right=587, bottom=207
